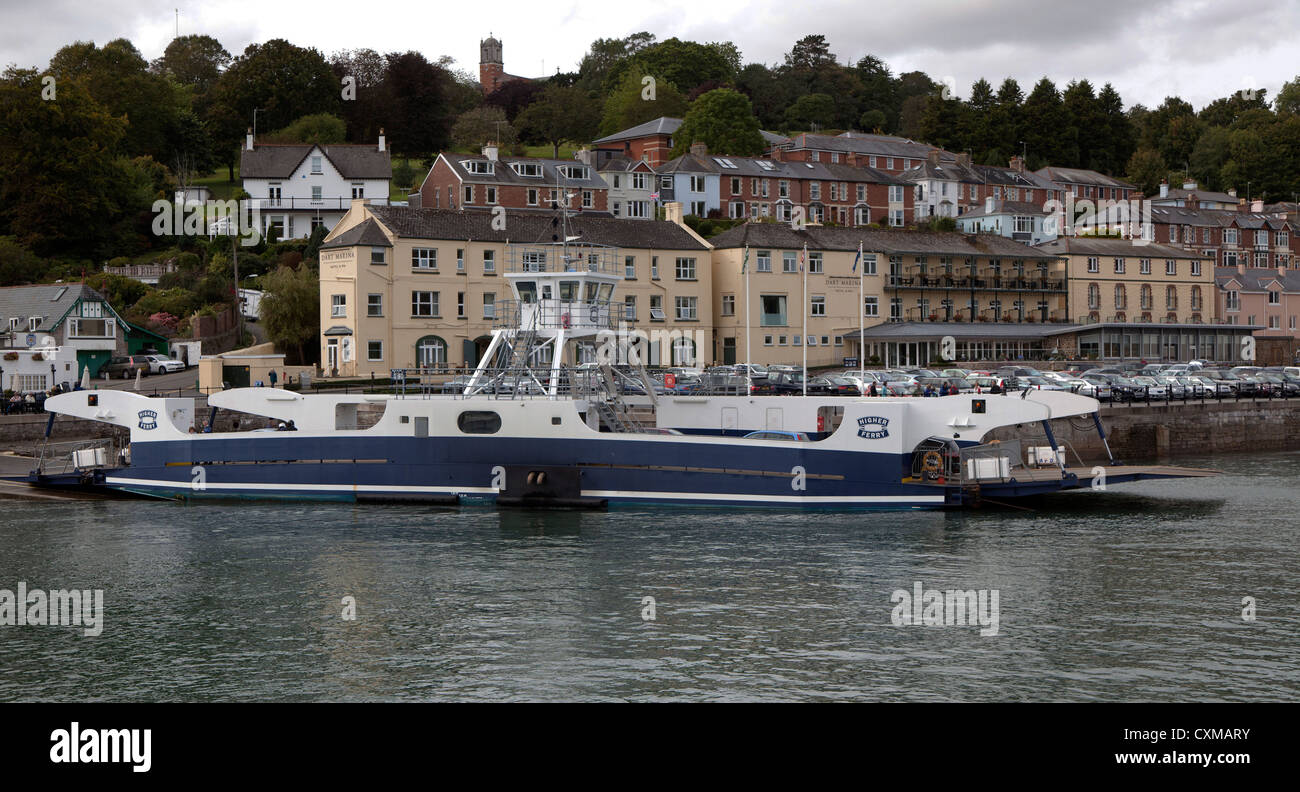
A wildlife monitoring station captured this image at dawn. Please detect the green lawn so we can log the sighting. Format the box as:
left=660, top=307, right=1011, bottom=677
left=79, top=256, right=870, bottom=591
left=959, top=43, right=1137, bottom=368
left=192, top=166, right=242, bottom=200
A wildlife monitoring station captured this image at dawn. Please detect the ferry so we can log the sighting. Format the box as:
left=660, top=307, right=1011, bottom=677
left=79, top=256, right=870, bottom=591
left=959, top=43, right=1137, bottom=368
left=27, top=226, right=1214, bottom=509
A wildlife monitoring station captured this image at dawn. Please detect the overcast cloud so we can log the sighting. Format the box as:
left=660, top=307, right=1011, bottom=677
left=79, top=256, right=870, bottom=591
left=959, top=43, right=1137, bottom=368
left=1, top=0, right=1297, bottom=110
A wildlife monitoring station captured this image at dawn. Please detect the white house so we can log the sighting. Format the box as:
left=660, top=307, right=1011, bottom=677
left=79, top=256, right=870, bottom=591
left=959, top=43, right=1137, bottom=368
left=596, top=155, right=657, bottom=220
left=240, top=129, right=392, bottom=240
left=0, top=284, right=134, bottom=386
left=956, top=197, right=1058, bottom=245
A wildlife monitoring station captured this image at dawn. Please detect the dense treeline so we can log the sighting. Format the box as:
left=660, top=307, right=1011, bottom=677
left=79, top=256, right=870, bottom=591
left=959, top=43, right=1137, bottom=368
left=4, top=30, right=1300, bottom=281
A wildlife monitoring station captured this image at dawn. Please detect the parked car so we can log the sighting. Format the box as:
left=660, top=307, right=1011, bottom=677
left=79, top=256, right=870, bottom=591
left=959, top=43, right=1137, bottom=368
left=144, top=354, right=185, bottom=374
left=1022, top=376, right=1067, bottom=391
left=100, top=355, right=152, bottom=379
left=809, top=376, right=862, bottom=396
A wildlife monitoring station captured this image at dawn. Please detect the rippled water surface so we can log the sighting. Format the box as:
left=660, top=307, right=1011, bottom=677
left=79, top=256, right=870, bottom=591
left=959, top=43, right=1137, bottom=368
left=1, top=452, right=1298, bottom=701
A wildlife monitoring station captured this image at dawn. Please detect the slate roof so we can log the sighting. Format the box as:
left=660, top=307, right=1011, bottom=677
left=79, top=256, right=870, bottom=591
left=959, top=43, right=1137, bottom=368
left=598, top=155, right=656, bottom=174
left=708, top=224, right=1060, bottom=259
left=1156, top=187, right=1240, bottom=205
left=957, top=200, right=1049, bottom=219
left=321, top=218, right=393, bottom=249
left=780, top=132, right=939, bottom=161
left=1150, top=206, right=1294, bottom=230
left=900, top=158, right=983, bottom=184
left=1214, top=265, right=1300, bottom=292
left=0, top=284, right=117, bottom=335
left=592, top=116, right=682, bottom=144
left=355, top=206, right=709, bottom=250
left=240, top=143, right=392, bottom=179
left=1034, top=166, right=1134, bottom=190
left=1033, top=237, right=1209, bottom=260
left=658, top=153, right=908, bottom=186
left=439, top=153, right=607, bottom=189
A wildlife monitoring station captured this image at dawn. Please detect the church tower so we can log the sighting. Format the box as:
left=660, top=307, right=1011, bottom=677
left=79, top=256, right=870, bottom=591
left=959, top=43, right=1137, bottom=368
left=479, top=35, right=504, bottom=95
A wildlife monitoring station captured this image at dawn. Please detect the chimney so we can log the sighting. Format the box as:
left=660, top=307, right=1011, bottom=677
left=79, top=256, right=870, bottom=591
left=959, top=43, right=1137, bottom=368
left=378, top=128, right=385, bottom=152
left=689, top=141, right=708, bottom=156
left=663, top=201, right=684, bottom=224
left=1182, top=179, right=1196, bottom=191
left=956, top=152, right=972, bottom=167
left=575, top=148, right=593, bottom=166
left=845, top=152, right=859, bottom=167
left=1185, top=192, right=1197, bottom=209
left=246, top=127, right=254, bottom=151
left=1159, top=180, right=1169, bottom=198
left=482, top=143, right=499, bottom=162
left=1251, top=199, right=1264, bottom=212
left=770, top=148, right=785, bottom=162
left=1008, top=155, right=1025, bottom=173
left=1227, top=188, right=1237, bottom=198
left=926, top=150, right=940, bottom=167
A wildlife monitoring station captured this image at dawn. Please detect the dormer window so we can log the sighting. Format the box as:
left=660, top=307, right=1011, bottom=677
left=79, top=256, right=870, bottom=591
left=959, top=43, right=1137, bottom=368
left=558, top=165, right=588, bottom=180
left=510, top=162, right=542, bottom=178
left=463, top=160, right=494, bottom=175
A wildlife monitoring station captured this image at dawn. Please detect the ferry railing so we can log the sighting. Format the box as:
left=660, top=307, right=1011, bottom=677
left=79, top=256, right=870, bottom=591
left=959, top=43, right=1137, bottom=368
left=955, top=439, right=1025, bottom=485
left=35, top=437, right=124, bottom=476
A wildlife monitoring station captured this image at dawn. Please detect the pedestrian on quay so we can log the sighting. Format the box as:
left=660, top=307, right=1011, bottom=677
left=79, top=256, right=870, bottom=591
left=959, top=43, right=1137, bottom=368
left=269, top=369, right=278, bottom=388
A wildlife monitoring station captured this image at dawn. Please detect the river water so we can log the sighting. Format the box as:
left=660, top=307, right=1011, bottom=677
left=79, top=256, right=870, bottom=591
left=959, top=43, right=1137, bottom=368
left=1, top=451, right=1297, bottom=702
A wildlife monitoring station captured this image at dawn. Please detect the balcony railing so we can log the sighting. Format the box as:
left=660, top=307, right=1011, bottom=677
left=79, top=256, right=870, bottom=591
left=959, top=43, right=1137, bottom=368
left=257, top=197, right=391, bottom=210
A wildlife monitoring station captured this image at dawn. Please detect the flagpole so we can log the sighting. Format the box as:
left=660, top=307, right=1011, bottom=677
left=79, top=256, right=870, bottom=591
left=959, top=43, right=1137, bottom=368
left=743, top=245, right=750, bottom=373
left=858, top=241, right=865, bottom=381
left=802, top=242, right=808, bottom=397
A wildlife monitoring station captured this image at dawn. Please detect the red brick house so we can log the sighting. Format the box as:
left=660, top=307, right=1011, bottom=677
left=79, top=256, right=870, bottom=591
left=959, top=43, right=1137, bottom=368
left=771, top=132, right=943, bottom=176
left=592, top=116, right=680, bottom=168
left=418, top=146, right=610, bottom=215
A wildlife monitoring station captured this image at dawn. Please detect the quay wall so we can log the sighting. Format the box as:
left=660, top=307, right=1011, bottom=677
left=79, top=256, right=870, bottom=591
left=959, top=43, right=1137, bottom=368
left=991, top=399, right=1300, bottom=462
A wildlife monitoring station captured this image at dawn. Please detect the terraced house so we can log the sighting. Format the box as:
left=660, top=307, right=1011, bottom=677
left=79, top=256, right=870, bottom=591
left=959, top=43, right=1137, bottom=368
left=417, top=146, right=609, bottom=215
left=707, top=224, right=1064, bottom=368
left=660, top=144, right=913, bottom=226
left=1033, top=237, right=1217, bottom=326
left=771, top=131, right=941, bottom=176
left=317, top=202, right=713, bottom=376
left=1146, top=204, right=1295, bottom=269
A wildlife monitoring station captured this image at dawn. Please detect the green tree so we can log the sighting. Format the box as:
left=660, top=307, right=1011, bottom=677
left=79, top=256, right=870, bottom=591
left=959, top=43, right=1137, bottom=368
left=268, top=113, right=347, bottom=144
left=1277, top=76, right=1300, bottom=116
left=152, top=34, right=230, bottom=117
left=515, top=84, right=601, bottom=159
left=669, top=88, right=765, bottom=157
left=48, top=38, right=195, bottom=165
left=606, top=37, right=737, bottom=97
left=260, top=264, right=320, bottom=365
left=380, top=51, right=460, bottom=159
left=0, top=69, right=156, bottom=258
left=452, top=105, right=516, bottom=150
left=0, top=237, right=44, bottom=286
left=1021, top=78, right=1065, bottom=167
left=1125, top=147, right=1168, bottom=196
left=783, top=93, right=836, bottom=130
left=598, top=69, right=688, bottom=137
left=1189, top=126, right=1232, bottom=191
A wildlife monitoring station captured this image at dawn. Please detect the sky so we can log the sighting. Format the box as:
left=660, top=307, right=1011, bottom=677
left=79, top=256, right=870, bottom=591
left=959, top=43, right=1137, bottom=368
left=1, top=0, right=1297, bottom=111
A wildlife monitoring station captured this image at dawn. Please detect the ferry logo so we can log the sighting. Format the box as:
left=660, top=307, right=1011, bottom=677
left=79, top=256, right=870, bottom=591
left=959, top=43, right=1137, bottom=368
left=857, top=416, right=889, bottom=440
left=136, top=410, right=158, bottom=430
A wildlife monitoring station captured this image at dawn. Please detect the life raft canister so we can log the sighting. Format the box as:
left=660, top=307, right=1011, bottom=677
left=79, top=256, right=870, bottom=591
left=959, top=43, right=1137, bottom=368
left=560, top=312, right=571, bottom=329
left=817, top=415, right=825, bottom=432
